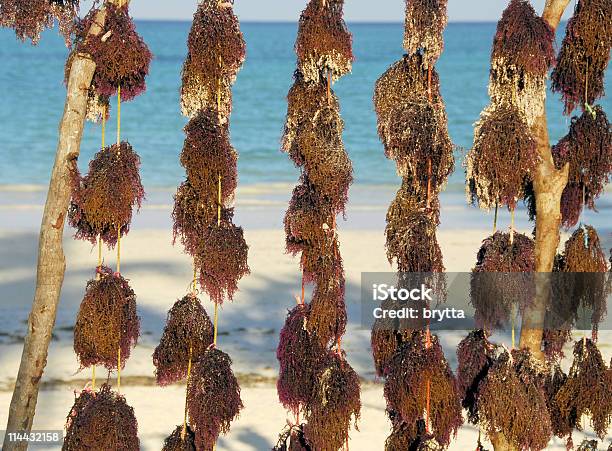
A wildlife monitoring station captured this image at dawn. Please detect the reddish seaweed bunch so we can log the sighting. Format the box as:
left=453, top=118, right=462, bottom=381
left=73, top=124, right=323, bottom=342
left=456, top=329, right=497, bottom=423
left=384, top=331, right=463, bottom=447
left=187, top=347, right=243, bottom=450
left=554, top=339, right=612, bottom=439
left=277, top=304, right=327, bottom=413
left=68, top=141, right=145, bottom=247
left=476, top=350, right=552, bottom=450
left=75, top=3, right=151, bottom=101
left=466, top=103, right=538, bottom=210
left=307, top=275, right=347, bottom=347
left=181, top=0, right=245, bottom=119
left=371, top=304, right=413, bottom=378
left=73, top=266, right=140, bottom=370
left=303, top=352, right=361, bottom=451
left=153, top=294, right=214, bottom=386
left=195, top=221, right=250, bottom=304
left=403, top=0, right=448, bottom=67
left=552, top=107, right=612, bottom=228
left=295, top=0, right=353, bottom=83
left=470, top=232, right=535, bottom=330
left=162, top=425, right=196, bottom=451
left=62, top=384, right=139, bottom=451
left=544, top=364, right=573, bottom=440
left=551, top=0, right=612, bottom=114
left=0, top=0, right=78, bottom=45
left=180, top=109, right=238, bottom=204
left=273, top=424, right=312, bottom=451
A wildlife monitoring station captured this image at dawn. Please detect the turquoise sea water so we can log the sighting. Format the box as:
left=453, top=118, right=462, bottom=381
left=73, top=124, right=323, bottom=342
left=0, top=21, right=610, bottom=189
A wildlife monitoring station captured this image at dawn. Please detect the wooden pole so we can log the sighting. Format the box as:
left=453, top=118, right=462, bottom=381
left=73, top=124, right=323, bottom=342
left=2, top=1, right=128, bottom=448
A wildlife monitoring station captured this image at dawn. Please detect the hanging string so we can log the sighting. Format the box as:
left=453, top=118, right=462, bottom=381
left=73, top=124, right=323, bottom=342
left=510, top=208, right=515, bottom=245
left=493, top=202, right=498, bottom=233
left=117, top=86, right=122, bottom=146
left=181, top=344, right=194, bottom=440
left=192, top=264, right=197, bottom=294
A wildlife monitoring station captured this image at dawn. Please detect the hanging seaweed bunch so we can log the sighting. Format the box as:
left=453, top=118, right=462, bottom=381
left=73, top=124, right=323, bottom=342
left=153, top=294, right=214, bottom=386
left=73, top=2, right=152, bottom=102
left=403, top=0, right=448, bottom=68
left=551, top=0, right=612, bottom=114
left=542, top=328, right=573, bottom=362
left=0, top=0, right=79, bottom=45
left=466, top=103, right=538, bottom=211
left=456, top=329, right=497, bottom=423
left=181, top=0, right=245, bottom=119
left=195, top=220, right=249, bottom=305
left=384, top=331, right=463, bottom=447
left=554, top=338, right=612, bottom=439
left=552, top=106, right=612, bottom=228
left=73, top=265, right=140, bottom=370
left=272, top=424, right=311, bottom=451
left=161, top=425, right=196, bottom=451
left=186, top=347, right=243, bottom=450
left=276, top=303, right=327, bottom=413
left=371, top=298, right=414, bottom=378
left=295, top=0, right=353, bottom=83
left=303, top=352, right=361, bottom=451
left=68, top=141, right=145, bottom=247
left=470, top=231, right=535, bottom=330
left=476, top=349, right=552, bottom=450
left=488, top=0, right=555, bottom=126
left=62, top=384, right=139, bottom=451
left=543, top=363, right=573, bottom=442
left=306, top=274, right=347, bottom=348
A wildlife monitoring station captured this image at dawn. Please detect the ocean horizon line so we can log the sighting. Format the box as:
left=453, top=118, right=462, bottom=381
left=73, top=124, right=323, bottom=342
left=128, top=19, right=534, bottom=25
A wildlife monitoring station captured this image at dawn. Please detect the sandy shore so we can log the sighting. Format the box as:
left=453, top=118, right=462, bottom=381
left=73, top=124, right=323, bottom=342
left=0, top=186, right=610, bottom=450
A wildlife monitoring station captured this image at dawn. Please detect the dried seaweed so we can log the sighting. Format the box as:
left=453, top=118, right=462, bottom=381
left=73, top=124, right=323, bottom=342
left=303, top=352, right=361, bottom=451
left=273, top=424, right=311, bottom=451
left=542, top=328, right=573, bottom=362
left=62, top=384, right=139, bottom=451
left=73, top=266, right=140, bottom=370
left=307, top=275, right=346, bottom=348
left=295, top=0, right=353, bottom=83
left=456, top=329, right=497, bottom=423
left=403, top=0, right=448, bottom=67
left=544, top=364, right=573, bottom=440
left=68, top=141, right=145, bottom=248
left=187, top=347, right=243, bottom=450
left=470, top=232, right=535, bottom=330
left=162, top=425, right=196, bottom=451
left=75, top=4, right=151, bottom=101
left=466, top=103, right=538, bottom=211
left=552, top=107, right=612, bottom=228
left=371, top=302, right=414, bottom=378
left=195, top=221, right=250, bottom=304
left=384, top=331, right=463, bottom=447
left=555, top=338, right=612, bottom=439
left=276, top=304, right=327, bottom=412
left=551, top=0, right=612, bottom=114
left=180, top=109, right=238, bottom=202
left=299, top=233, right=343, bottom=285
left=153, top=294, right=214, bottom=386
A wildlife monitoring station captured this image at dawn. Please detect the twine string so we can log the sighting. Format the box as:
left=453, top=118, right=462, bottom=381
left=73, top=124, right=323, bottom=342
left=493, top=202, right=498, bottom=233
left=181, top=344, right=194, bottom=440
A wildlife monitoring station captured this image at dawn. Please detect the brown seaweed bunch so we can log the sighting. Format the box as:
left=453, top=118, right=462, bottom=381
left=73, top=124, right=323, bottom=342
left=180, top=0, right=245, bottom=119
left=295, top=0, right=353, bottom=83
left=552, top=107, right=612, bottom=228
left=371, top=302, right=414, bottom=378
left=180, top=109, right=238, bottom=202
left=385, top=184, right=444, bottom=273
left=384, top=331, right=463, bottom=447
left=456, top=329, right=497, bottom=423
left=0, top=0, right=78, bottom=46
left=153, top=294, right=214, bottom=386
left=403, top=0, right=448, bottom=67
left=386, top=100, right=454, bottom=189
left=551, top=0, right=612, bottom=114
left=374, top=53, right=442, bottom=145
left=73, top=266, right=140, bottom=370
left=303, top=352, right=361, bottom=451
left=307, top=275, right=347, bottom=348
left=470, top=232, right=535, bottom=330
left=555, top=339, right=612, bottom=439
left=544, top=364, right=573, bottom=440
left=68, top=141, right=145, bottom=247
left=76, top=4, right=151, bottom=101
left=476, top=350, right=552, bottom=450
left=162, top=425, right=196, bottom=451
left=62, top=384, right=139, bottom=451
left=466, top=103, right=538, bottom=210
left=489, top=0, right=555, bottom=125
left=277, top=303, right=327, bottom=413
left=187, top=347, right=243, bottom=450
left=273, top=424, right=311, bottom=451
left=195, top=221, right=249, bottom=304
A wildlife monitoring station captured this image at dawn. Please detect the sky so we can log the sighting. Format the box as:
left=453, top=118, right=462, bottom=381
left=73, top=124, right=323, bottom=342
left=82, top=0, right=575, bottom=22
